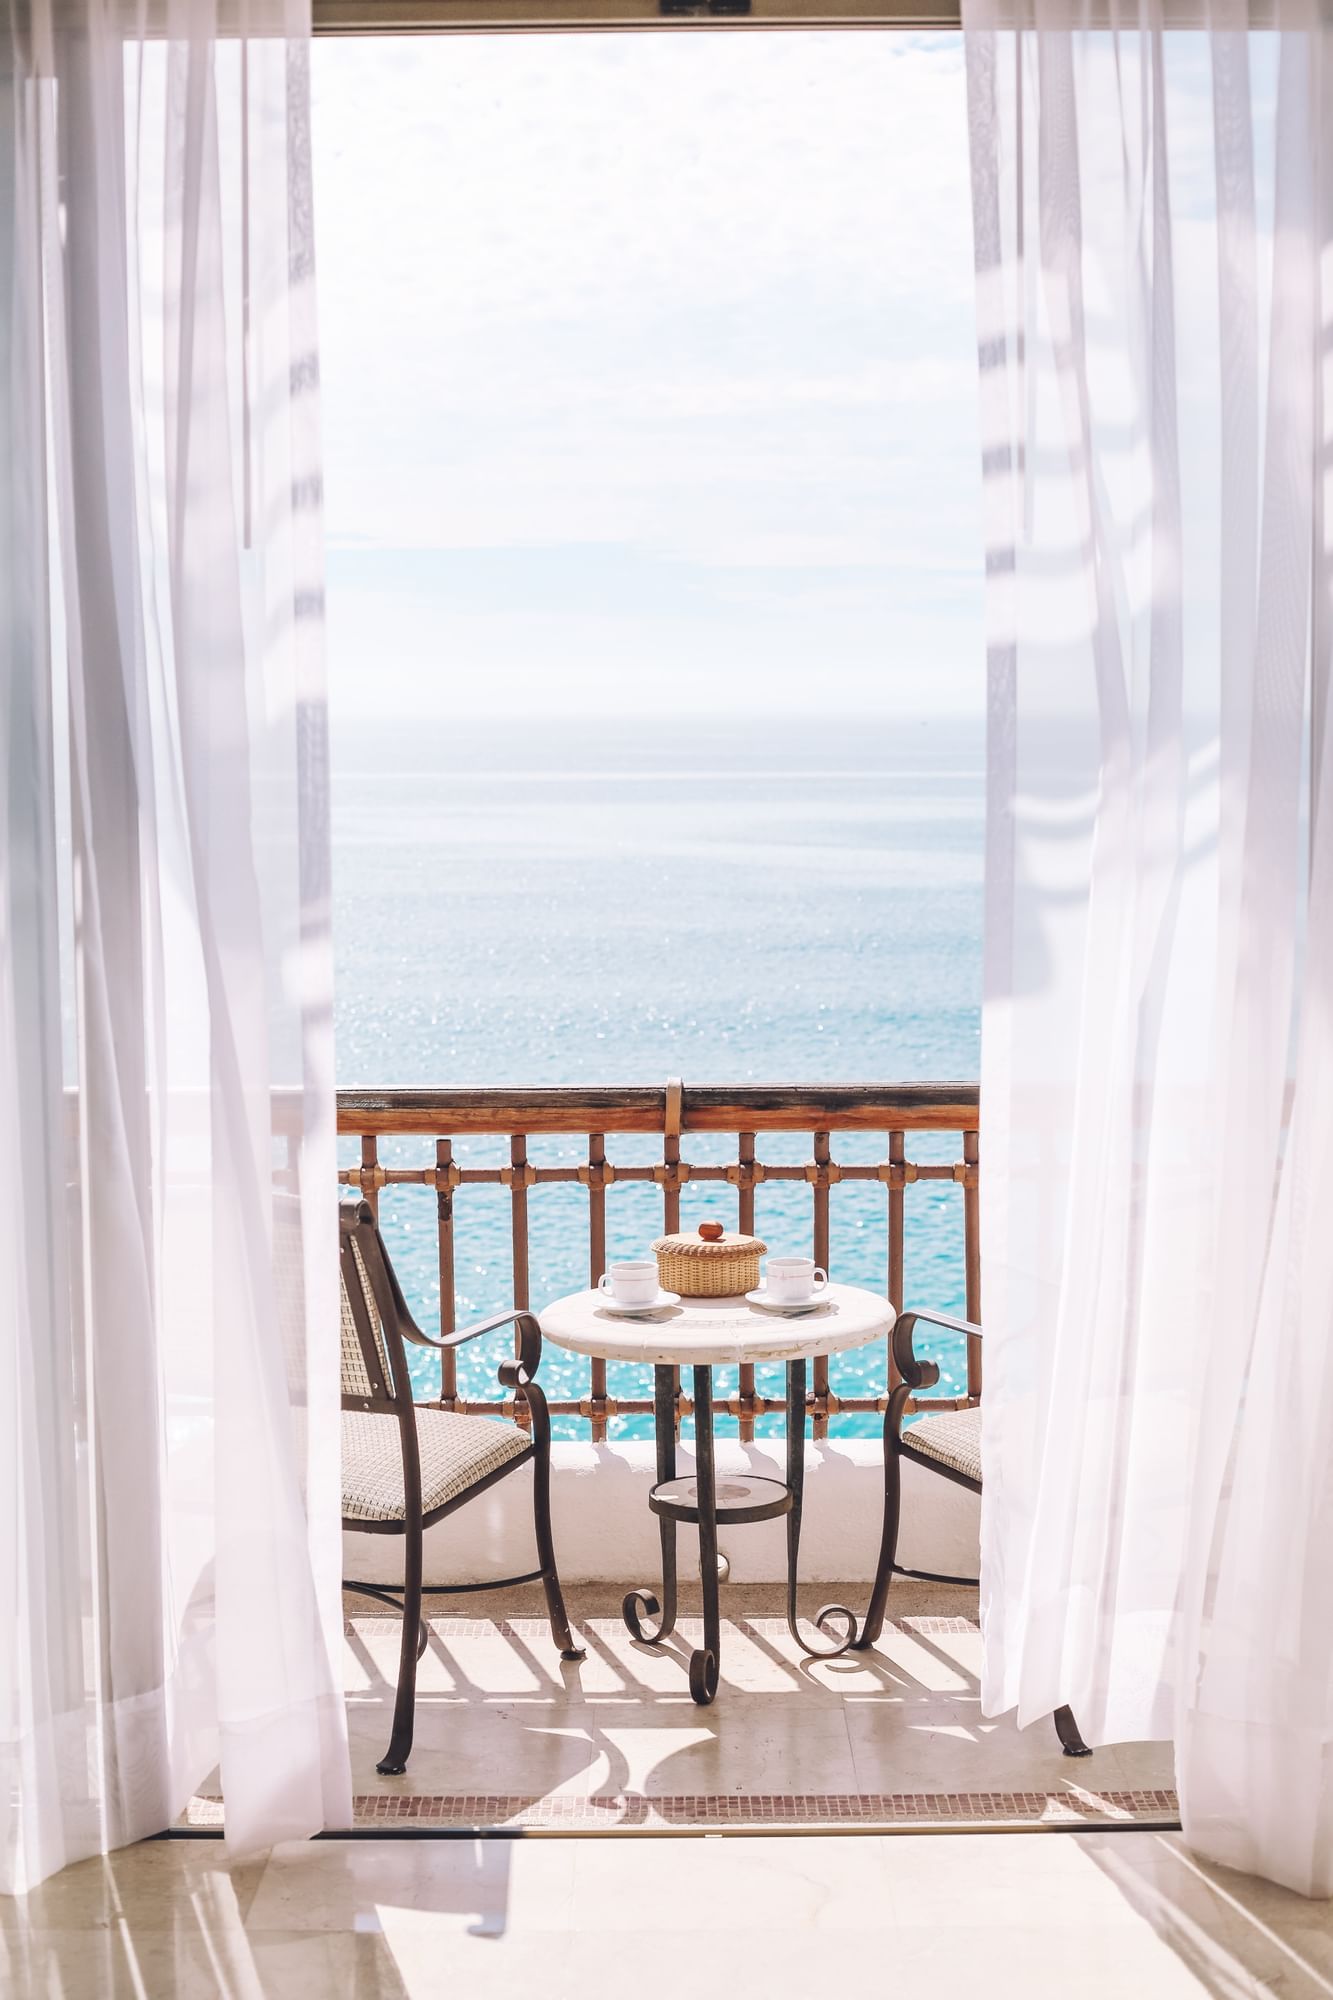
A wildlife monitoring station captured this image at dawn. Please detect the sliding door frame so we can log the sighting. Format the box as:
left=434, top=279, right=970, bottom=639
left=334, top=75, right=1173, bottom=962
left=312, top=0, right=962, bottom=34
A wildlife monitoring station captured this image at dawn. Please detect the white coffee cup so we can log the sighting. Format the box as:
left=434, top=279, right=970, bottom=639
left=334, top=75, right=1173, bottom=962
left=765, top=1257, right=828, bottom=1304
left=599, top=1260, right=660, bottom=1305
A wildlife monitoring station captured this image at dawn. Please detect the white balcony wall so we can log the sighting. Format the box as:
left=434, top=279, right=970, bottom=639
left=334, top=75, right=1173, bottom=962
left=343, top=1440, right=979, bottom=1589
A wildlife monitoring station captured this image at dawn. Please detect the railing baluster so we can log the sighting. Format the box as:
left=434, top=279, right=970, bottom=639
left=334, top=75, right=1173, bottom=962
left=510, top=1134, right=531, bottom=1311
left=436, top=1137, right=457, bottom=1410
left=964, top=1126, right=981, bottom=1403
left=588, top=1132, right=609, bottom=1443
left=887, top=1128, right=905, bottom=1390
left=360, top=1132, right=380, bottom=1219
left=737, top=1130, right=756, bottom=1442
left=811, top=1130, right=831, bottom=1440
left=510, top=1133, right=532, bottom=1430
left=665, top=1077, right=682, bottom=1438
left=663, top=1077, right=683, bottom=1235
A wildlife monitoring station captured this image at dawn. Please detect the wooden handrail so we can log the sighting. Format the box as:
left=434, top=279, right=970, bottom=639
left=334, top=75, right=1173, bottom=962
left=338, top=1081, right=980, bottom=1136
left=313, top=0, right=963, bottom=35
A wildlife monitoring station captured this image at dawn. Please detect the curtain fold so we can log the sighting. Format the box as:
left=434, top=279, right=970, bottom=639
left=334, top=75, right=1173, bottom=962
left=965, top=0, right=1333, bottom=1894
left=0, top=0, right=350, bottom=1891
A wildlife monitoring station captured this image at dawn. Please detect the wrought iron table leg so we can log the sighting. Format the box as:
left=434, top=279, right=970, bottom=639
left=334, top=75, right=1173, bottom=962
left=851, top=1400, right=901, bottom=1650
left=690, top=1364, right=722, bottom=1704
left=623, top=1364, right=679, bottom=1644
left=784, top=1358, right=858, bottom=1658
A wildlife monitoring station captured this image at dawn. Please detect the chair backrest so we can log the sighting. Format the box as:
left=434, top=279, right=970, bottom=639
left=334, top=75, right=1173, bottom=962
left=339, top=1204, right=399, bottom=1408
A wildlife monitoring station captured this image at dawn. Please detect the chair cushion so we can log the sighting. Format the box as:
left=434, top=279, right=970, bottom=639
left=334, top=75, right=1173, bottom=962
left=342, top=1408, right=532, bottom=1523
left=904, top=1405, right=982, bottom=1484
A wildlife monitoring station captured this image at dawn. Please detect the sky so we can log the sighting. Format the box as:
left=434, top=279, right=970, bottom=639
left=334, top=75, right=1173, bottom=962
left=310, top=31, right=986, bottom=724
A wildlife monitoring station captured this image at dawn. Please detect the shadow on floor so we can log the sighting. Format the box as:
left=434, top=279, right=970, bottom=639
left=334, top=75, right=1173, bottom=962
left=328, top=1580, right=1177, bottom=1830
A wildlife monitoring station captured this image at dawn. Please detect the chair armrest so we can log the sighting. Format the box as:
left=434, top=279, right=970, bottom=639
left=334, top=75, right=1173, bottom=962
left=399, top=1307, right=544, bottom=1386
left=429, top=1308, right=542, bottom=1353
left=893, top=1308, right=982, bottom=1392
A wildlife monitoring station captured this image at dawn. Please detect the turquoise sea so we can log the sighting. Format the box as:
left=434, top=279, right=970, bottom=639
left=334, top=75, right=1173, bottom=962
left=332, top=716, right=983, bottom=1438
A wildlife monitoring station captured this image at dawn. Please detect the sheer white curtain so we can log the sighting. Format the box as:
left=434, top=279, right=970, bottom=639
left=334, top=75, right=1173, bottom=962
left=965, top=0, right=1333, bottom=1893
left=0, top=0, right=350, bottom=1891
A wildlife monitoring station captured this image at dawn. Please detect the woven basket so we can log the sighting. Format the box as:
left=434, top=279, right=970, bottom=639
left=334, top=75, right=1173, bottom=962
left=652, top=1223, right=767, bottom=1298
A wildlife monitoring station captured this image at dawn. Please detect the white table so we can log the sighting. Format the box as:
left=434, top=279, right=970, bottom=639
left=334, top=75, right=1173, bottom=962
left=539, top=1285, right=895, bottom=1705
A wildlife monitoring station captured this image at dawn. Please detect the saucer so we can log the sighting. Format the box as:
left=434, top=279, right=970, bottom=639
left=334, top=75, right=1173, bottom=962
left=598, top=1289, right=681, bottom=1318
left=745, top=1287, right=829, bottom=1317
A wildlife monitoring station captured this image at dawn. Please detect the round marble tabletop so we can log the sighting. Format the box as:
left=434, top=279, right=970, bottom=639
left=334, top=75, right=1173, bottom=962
left=538, top=1283, right=894, bottom=1367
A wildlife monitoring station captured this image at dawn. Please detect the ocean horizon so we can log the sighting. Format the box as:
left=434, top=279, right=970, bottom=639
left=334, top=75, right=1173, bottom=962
left=332, top=713, right=984, bottom=1437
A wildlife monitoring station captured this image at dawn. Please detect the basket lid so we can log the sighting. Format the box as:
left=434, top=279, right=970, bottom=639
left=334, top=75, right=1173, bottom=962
left=652, top=1224, right=767, bottom=1258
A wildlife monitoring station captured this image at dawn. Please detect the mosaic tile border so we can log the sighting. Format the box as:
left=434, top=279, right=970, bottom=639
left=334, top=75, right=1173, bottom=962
left=186, top=1788, right=1179, bottom=1832
left=344, top=1613, right=986, bottom=1640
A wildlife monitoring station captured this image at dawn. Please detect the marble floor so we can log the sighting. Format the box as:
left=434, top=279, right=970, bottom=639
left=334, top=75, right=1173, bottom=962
left=12, top=1588, right=1328, bottom=2000
left=7, top=1824, right=1333, bottom=1999
left=202, top=1582, right=1176, bottom=1831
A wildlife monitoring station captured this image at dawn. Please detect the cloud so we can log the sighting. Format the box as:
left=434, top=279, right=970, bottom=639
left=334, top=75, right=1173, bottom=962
left=312, top=31, right=985, bottom=719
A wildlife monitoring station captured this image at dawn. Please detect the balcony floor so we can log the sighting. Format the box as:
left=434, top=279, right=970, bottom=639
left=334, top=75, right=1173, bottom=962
left=17, top=1587, right=1328, bottom=2000
left=191, top=1580, right=1175, bottom=1833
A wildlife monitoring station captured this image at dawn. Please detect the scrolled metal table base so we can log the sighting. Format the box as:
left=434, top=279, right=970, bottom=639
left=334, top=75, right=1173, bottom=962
left=622, top=1587, right=673, bottom=1646
left=621, top=1356, right=862, bottom=1704
left=622, top=1363, right=681, bottom=1645
left=786, top=1601, right=859, bottom=1657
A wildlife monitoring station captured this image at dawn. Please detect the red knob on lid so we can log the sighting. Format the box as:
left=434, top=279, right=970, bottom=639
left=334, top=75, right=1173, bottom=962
left=698, top=1222, right=724, bottom=1242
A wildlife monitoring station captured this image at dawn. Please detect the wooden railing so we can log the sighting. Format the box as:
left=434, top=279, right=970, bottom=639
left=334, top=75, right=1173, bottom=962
left=336, top=1080, right=981, bottom=1442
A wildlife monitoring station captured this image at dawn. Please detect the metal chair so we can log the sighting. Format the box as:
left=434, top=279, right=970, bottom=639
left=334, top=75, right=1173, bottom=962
left=339, top=1198, right=584, bottom=1774
left=854, top=1307, right=1091, bottom=1759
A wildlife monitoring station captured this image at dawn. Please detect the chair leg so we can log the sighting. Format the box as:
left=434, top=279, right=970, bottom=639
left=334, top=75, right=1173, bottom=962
left=852, top=1412, right=903, bottom=1651
left=377, top=1528, right=423, bottom=1776
left=531, top=1419, right=585, bottom=1662
left=1053, top=1704, right=1092, bottom=1758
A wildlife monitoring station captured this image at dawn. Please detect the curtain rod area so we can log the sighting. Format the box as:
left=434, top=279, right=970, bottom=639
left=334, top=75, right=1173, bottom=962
left=312, top=0, right=963, bottom=32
